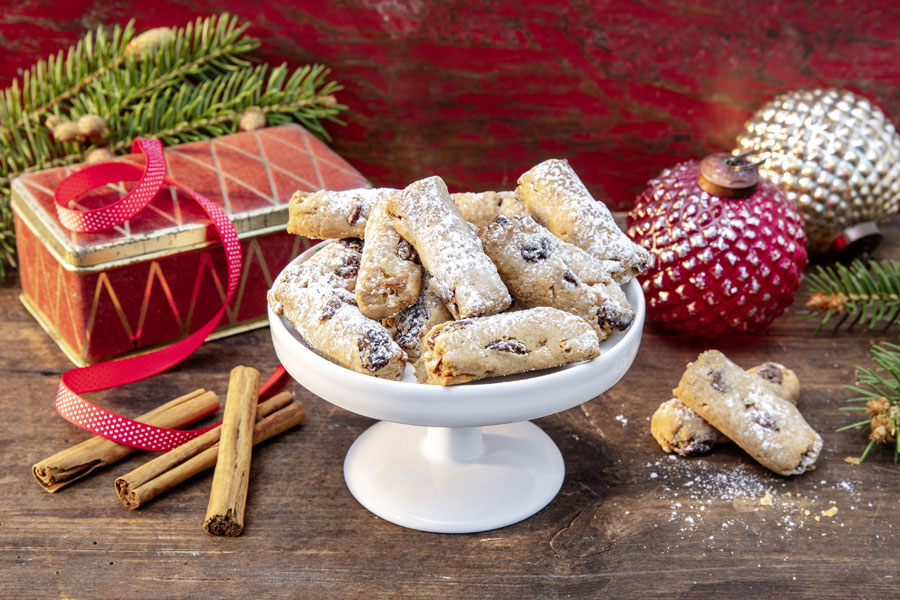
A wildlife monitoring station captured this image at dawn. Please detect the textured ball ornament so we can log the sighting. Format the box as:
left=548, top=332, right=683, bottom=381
left=627, top=155, right=808, bottom=338
left=736, top=88, right=900, bottom=255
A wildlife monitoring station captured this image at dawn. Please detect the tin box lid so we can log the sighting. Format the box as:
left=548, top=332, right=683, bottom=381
left=11, top=125, right=369, bottom=271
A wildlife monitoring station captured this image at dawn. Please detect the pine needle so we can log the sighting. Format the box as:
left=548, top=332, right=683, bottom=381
left=803, top=260, right=900, bottom=333
left=841, top=342, right=900, bottom=463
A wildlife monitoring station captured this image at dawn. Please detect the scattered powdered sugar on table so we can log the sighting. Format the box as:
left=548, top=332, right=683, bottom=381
left=615, top=414, right=629, bottom=426
left=642, top=454, right=871, bottom=547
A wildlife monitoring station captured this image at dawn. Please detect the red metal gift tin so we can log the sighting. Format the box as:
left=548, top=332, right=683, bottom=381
left=11, top=124, right=368, bottom=365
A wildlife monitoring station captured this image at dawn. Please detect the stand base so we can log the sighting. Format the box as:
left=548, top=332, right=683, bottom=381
left=343, top=421, right=565, bottom=533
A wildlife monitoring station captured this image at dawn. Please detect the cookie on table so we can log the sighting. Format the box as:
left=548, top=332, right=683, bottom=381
left=673, top=350, right=822, bottom=476
left=451, top=191, right=528, bottom=229
left=415, top=306, right=601, bottom=385
left=748, top=362, right=800, bottom=404
left=386, top=176, right=511, bottom=319
left=356, top=199, right=423, bottom=319
left=268, top=262, right=406, bottom=380
left=651, top=398, right=729, bottom=457
left=517, top=158, right=649, bottom=283
left=652, top=362, right=799, bottom=457
left=304, top=238, right=363, bottom=292
left=479, top=215, right=633, bottom=340
left=287, top=188, right=397, bottom=239
left=381, top=275, right=454, bottom=361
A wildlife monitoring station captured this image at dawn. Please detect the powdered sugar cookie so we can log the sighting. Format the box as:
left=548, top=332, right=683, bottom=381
left=479, top=215, right=633, bottom=340
left=517, top=159, right=649, bottom=283
left=356, top=199, right=423, bottom=319
left=287, top=187, right=396, bottom=239
left=386, top=176, right=511, bottom=319
left=415, top=306, right=600, bottom=385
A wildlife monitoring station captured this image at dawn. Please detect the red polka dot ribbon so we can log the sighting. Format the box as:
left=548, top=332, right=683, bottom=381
left=53, top=138, right=285, bottom=451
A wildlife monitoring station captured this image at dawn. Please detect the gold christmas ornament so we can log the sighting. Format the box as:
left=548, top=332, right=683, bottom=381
left=735, top=89, right=900, bottom=257
left=239, top=109, right=266, bottom=132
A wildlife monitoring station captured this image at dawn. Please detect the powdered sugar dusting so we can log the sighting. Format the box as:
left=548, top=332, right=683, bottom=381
left=388, top=176, right=511, bottom=318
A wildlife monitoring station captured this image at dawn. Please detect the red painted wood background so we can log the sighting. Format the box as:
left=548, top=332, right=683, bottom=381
left=2, top=0, right=899, bottom=209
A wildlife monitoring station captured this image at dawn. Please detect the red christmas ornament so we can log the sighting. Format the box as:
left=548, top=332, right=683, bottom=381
left=626, top=153, right=808, bottom=338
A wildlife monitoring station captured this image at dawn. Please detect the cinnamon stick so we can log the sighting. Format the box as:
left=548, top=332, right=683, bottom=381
left=203, top=366, right=260, bottom=536
left=115, top=391, right=303, bottom=510
left=32, top=389, right=219, bottom=493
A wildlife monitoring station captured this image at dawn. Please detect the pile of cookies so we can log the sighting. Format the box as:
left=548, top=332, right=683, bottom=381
left=268, top=159, right=650, bottom=385
left=651, top=350, right=823, bottom=476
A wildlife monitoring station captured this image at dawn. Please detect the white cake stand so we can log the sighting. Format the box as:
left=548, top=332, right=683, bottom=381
left=269, top=242, right=644, bottom=533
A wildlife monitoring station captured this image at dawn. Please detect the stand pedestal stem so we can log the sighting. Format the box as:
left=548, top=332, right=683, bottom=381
left=422, top=426, right=484, bottom=462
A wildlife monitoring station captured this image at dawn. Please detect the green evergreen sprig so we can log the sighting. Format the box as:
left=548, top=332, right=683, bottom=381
left=0, top=13, right=345, bottom=278
left=838, top=342, right=900, bottom=463
left=802, top=260, right=900, bottom=332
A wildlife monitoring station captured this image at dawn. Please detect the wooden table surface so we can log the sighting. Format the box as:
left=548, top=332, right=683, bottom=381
left=3, top=220, right=900, bottom=599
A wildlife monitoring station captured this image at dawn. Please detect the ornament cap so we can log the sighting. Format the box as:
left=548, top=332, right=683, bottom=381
left=830, top=221, right=882, bottom=262
left=697, top=152, right=760, bottom=199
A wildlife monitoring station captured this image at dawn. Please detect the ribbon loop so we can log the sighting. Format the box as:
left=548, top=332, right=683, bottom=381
left=52, top=138, right=251, bottom=451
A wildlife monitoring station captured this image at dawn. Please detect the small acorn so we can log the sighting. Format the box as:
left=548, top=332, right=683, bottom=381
left=85, top=147, right=115, bottom=164
left=125, top=27, right=175, bottom=56
left=239, top=109, right=267, bottom=132
left=77, top=114, right=107, bottom=139
left=53, top=121, right=81, bottom=143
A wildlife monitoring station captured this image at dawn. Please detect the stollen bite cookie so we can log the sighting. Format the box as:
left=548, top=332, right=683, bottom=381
left=287, top=188, right=396, bottom=239
left=386, top=176, right=511, bottom=319
left=304, top=238, right=363, bottom=292
left=356, top=199, right=423, bottom=319
left=415, top=306, right=601, bottom=385
left=652, top=362, right=799, bottom=457
left=748, top=362, right=800, bottom=404
left=381, top=275, right=454, bottom=361
left=517, top=158, right=649, bottom=283
left=673, top=350, right=822, bottom=475
left=268, top=262, right=406, bottom=380
left=451, top=191, right=528, bottom=229
left=479, top=215, right=633, bottom=340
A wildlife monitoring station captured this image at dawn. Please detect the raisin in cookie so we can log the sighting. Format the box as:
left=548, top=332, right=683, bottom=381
left=479, top=215, right=633, bottom=340
left=415, top=306, right=600, bottom=385
left=382, top=275, right=453, bottom=361
left=517, top=159, right=649, bottom=283
left=674, top=350, right=822, bottom=475
left=287, top=188, right=397, bottom=239
left=748, top=362, right=800, bottom=404
left=652, top=362, right=799, bottom=457
left=356, top=199, right=423, bottom=319
left=451, top=191, right=529, bottom=229
left=386, top=176, right=511, bottom=319
left=268, top=262, right=406, bottom=380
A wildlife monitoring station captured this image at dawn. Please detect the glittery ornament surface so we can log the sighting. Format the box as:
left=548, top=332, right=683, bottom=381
left=736, top=89, right=900, bottom=253
left=627, top=160, right=808, bottom=338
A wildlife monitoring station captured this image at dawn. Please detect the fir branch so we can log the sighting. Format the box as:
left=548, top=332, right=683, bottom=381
left=0, top=14, right=346, bottom=279
left=802, top=260, right=900, bottom=332
left=841, top=342, right=900, bottom=464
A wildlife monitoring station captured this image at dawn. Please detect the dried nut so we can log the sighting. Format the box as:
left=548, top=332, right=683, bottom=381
left=125, top=27, right=175, bottom=56
left=239, top=109, right=266, bottom=132
left=85, top=148, right=115, bottom=164
left=77, top=114, right=107, bottom=138
left=53, top=121, right=81, bottom=142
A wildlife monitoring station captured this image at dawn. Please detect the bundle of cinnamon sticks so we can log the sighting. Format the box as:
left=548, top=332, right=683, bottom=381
left=33, top=365, right=305, bottom=537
